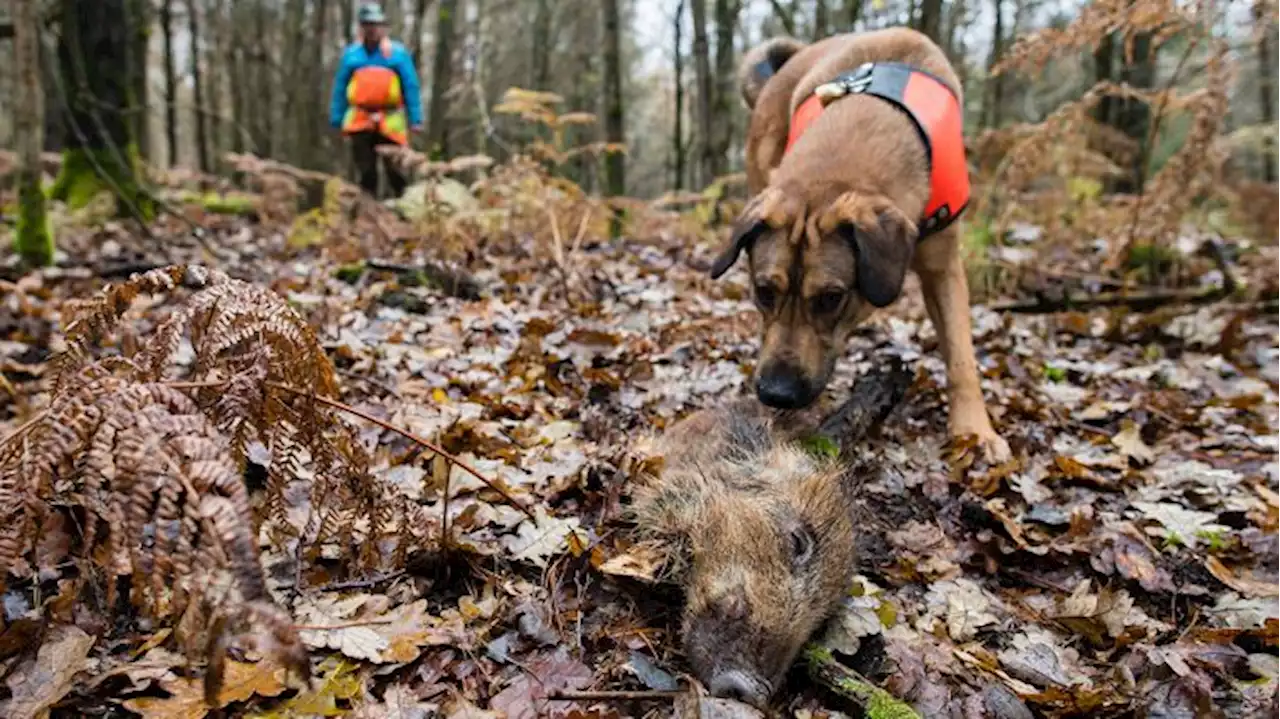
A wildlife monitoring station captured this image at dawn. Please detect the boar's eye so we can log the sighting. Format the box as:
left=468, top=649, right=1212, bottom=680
left=789, top=525, right=815, bottom=565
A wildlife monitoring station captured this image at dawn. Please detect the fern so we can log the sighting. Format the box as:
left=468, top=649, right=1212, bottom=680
left=0, top=264, right=439, bottom=699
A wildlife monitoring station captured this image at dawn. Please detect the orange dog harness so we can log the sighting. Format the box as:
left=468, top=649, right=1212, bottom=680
left=784, top=62, right=969, bottom=237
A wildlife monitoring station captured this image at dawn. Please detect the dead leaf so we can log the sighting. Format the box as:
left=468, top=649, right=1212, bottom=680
left=122, top=658, right=287, bottom=719
left=1131, top=501, right=1228, bottom=549
left=0, top=624, right=95, bottom=719
left=350, top=683, right=440, bottom=719
left=1111, top=420, right=1154, bottom=466
left=997, top=628, right=1087, bottom=689
left=444, top=697, right=501, bottom=719
left=925, top=579, right=1000, bottom=641
left=502, top=506, right=587, bottom=567
left=1204, top=556, right=1279, bottom=598
left=490, top=647, right=593, bottom=719
left=266, top=656, right=364, bottom=717
left=298, top=599, right=466, bottom=664
left=1053, top=580, right=1169, bottom=645
left=598, top=540, right=669, bottom=582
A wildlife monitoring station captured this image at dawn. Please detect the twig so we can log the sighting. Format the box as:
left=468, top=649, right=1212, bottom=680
left=265, top=382, right=538, bottom=522
left=991, top=237, right=1239, bottom=314
left=293, top=619, right=397, bottom=631
left=314, top=570, right=405, bottom=592
left=547, top=689, right=683, bottom=702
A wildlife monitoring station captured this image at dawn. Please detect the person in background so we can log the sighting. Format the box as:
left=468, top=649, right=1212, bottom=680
left=329, top=2, right=423, bottom=199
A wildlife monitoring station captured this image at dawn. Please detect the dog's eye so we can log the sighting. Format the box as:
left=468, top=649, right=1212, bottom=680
left=789, top=526, right=815, bottom=565
left=754, top=283, right=778, bottom=311
left=809, top=290, right=845, bottom=316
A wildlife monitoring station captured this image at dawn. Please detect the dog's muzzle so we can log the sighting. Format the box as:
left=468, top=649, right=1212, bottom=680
left=756, top=363, right=820, bottom=409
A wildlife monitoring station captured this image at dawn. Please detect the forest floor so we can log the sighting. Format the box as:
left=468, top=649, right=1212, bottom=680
left=0, top=177, right=1278, bottom=719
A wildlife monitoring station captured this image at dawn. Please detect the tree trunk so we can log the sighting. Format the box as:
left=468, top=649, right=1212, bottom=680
left=50, top=0, right=154, bottom=219
left=814, top=0, right=829, bottom=38
left=601, top=0, right=625, bottom=198
left=15, top=0, right=53, bottom=266
left=1118, top=31, right=1154, bottom=192
left=709, top=0, right=739, bottom=180
left=690, top=0, right=713, bottom=188
left=1254, top=0, right=1277, bottom=182
left=409, top=0, right=432, bottom=73
left=254, top=1, right=274, bottom=157
left=187, top=0, right=210, bottom=173
left=426, top=0, right=459, bottom=158
left=126, top=0, right=151, bottom=162
left=983, top=0, right=1004, bottom=127
left=673, top=0, right=686, bottom=190
left=341, top=0, right=354, bottom=44
left=307, top=0, right=332, bottom=170
left=767, top=0, right=796, bottom=36
left=843, top=0, right=864, bottom=30
left=229, top=3, right=245, bottom=153
left=917, top=0, right=942, bottom=43
left=160, top=0, right=178, bottom=166
left=532, top=0, right=553, bottom=90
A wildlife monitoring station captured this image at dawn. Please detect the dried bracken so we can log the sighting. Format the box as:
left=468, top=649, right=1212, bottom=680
left=0, top=264, right=436, bottom=699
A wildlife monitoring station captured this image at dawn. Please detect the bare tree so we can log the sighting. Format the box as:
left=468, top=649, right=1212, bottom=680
left=984, top=0, right=1005, bottom=127
left=690, top=0, right=713, bottom=187
left=1254, top=0, right=1277, bottom=181
left=409, top=0, right=433, bottom=72
left=709, top=0, right=741, bottom=179
left=814, top=0, right=829, bottom=38
left=917, top=0, right=943, bottom=42
left=50, top=0, right=154, bottom=220
left=127, top=0, right=151, bottom=161
left=14, top=0, right=52, bottom=266
left=673, top=0, right=686, bottom=190
left=427, top=0, right=460, bottom=158
left=532, top=0, right=553, bottom=90
left=601, top=0, right=625, bottom=197
left=188, top=0, right=210, bottom=172
left=160, top=0, right=178, bottom=166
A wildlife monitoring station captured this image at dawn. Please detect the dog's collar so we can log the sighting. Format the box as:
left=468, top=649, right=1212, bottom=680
left=784, top=61, right=970, bottom=238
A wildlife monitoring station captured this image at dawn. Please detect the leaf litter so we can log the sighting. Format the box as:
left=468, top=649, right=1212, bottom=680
left=0, top=170, right=1276, bottom=718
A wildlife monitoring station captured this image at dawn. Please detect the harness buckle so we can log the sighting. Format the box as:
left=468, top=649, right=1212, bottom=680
left=814, top=62, right=876, bottom=105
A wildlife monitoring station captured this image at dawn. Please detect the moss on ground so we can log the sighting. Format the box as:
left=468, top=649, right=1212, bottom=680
left=15, top=178, right=54, bottom=267
left=50, top=145, right=155, bottom=221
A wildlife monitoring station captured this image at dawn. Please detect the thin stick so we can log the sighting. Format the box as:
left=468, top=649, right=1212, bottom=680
left=314, top=570, right=405, bottom=592
left=547, top=689, right=683, bottom=702
left=266, top=382, right=537, bottom=522
left=294, top=618, right=397, bottom=631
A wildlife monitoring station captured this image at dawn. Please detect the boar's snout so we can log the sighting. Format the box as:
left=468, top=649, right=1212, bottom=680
left=708, top=670, right=771, bottom=707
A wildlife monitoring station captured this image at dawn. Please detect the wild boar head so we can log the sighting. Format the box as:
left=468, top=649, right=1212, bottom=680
left=631, top=405, right=856, bottom=707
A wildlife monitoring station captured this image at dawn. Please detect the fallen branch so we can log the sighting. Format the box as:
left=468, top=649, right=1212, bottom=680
left=989, top=238, right=1242, bottom=314
left=548, top=689, right=683, bottom=702
left=804, top=645, right=921, bottom=719
left=366, top=258, right=482, bottom=300
left=266, top=382, right=537, bottom=522
left=815, top=355, right=914, bottom=454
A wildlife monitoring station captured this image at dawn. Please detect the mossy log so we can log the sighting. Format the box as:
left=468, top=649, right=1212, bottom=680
left=804, top=645, right=921, bottom=719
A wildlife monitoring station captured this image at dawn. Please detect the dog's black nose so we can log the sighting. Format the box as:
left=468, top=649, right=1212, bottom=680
left=756, top=366, right=815, bottom=409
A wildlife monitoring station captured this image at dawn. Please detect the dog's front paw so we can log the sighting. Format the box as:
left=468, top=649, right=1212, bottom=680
left=974, top=430, right=1011, bottom=464
left=950, top=423, right=1011, bottom=465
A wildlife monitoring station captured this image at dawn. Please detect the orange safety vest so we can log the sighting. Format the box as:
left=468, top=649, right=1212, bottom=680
left=342, top=64, right=409, bottom=145
left=786, top=62, right=970, bottom=238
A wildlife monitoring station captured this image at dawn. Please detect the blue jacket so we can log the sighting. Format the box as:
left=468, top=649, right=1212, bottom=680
left=329, top=41, right=424, bottom=129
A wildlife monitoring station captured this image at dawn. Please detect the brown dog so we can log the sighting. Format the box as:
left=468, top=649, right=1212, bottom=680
left=711, top=28, right=1010, bottom=462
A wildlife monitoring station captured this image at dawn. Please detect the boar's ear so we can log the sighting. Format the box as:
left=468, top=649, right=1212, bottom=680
left=708, top=187, right=797, bottom=279
left=820, top=195, right=917, bottom=308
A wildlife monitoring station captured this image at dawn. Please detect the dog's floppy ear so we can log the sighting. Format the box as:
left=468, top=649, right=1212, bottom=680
left=708, top=187, right=797, bottom=280
left=709, top=215, right=768, bottom=279
left=820, top=194, right=917, bottom=308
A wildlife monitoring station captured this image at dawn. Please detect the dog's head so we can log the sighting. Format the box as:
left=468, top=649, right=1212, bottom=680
left=709, top=184, right=916, bottom=410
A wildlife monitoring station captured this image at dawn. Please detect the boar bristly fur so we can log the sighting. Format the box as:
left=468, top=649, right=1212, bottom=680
left=631, top=400, right=856, bottom=707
